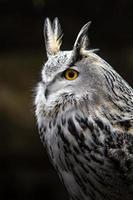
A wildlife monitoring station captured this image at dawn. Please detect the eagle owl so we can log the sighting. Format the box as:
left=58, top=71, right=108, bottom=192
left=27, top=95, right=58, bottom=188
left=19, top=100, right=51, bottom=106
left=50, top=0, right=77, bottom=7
left=35, top=18, right=133, bottom=200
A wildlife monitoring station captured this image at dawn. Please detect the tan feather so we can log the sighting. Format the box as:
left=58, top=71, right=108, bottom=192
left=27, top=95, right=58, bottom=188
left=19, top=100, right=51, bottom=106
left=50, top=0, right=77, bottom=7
left=44, top=18, right=63, bottom=56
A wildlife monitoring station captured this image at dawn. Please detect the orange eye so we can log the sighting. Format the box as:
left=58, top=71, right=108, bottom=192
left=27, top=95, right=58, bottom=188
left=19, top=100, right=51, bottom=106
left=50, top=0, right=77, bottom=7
left=64, top=69, right=79, bottom=80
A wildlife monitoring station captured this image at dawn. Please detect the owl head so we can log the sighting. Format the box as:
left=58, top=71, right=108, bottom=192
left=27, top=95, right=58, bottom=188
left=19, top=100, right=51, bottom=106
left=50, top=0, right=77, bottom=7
left=40, top=18, right=112, bottom=108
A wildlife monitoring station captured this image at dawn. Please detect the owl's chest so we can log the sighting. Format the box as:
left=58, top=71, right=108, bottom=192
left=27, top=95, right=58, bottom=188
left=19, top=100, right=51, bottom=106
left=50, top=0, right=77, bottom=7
left=39, top=112, right=133, bottom=200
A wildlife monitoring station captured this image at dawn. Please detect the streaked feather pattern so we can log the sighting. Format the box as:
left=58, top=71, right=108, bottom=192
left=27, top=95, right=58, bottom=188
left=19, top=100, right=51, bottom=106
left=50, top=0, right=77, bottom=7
left=35, top=18, right=133, bottom=200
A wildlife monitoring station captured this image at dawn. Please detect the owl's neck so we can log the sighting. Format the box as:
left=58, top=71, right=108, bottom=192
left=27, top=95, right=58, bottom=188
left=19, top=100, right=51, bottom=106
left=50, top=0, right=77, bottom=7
left=100, top=95, right=133, bottom=124
left=44, top=92, right=133, bottom=122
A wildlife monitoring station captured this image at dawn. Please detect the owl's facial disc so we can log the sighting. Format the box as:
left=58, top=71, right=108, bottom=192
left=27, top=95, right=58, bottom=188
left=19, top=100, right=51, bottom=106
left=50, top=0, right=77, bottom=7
left=43, top=64, right=80, bottom=101
left=41, top=18, right=99, bottom=105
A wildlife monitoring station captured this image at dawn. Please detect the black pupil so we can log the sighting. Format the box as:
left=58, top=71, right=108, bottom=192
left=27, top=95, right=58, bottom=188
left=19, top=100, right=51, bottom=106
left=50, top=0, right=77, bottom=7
left=68, top=70, right=75, bottom=78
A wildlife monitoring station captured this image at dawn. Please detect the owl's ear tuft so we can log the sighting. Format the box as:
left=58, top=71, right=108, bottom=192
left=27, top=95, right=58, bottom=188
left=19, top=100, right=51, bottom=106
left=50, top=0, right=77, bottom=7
left=44, top=18, right=63, bottom=57
left=73, top=21, right=91, bottom=58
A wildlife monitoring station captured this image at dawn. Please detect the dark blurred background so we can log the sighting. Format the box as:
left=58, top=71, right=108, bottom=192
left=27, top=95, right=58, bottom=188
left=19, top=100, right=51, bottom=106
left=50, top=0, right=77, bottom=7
left=0, top=0, right=133, bottom=200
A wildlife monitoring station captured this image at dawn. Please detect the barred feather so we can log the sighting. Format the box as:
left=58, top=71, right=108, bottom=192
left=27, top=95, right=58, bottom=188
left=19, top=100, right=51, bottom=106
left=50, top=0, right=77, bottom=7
left=35, top=18, right=133, bottom=200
